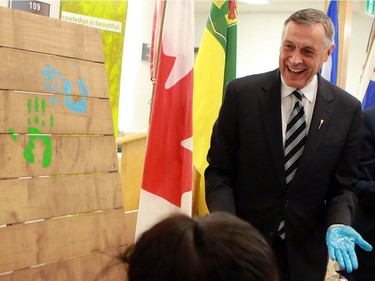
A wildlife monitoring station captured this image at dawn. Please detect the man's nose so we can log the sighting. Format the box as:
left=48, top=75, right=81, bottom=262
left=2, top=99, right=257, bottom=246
left=289, top=51, right=303, bottom=64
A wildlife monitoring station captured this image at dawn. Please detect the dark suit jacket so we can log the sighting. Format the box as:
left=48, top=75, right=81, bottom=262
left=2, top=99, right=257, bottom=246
left=352, top=106, right=375, bottom=281
left=205, top=69, right=361, bottom=281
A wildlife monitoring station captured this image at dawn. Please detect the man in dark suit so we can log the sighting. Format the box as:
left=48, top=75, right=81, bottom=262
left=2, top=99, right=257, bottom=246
left=352, top=106, right=375, bottom=281
left=205, top=8, right=372, bottom=281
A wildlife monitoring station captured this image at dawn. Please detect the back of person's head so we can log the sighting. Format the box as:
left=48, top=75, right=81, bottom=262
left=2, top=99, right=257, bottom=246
left=121, top=212, right=279, bottom=281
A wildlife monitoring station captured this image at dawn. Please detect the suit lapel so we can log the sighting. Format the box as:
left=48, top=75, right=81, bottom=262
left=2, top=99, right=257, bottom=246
left=291, top=77, right=335, bottom=188
left=259, top=70, right=286, bottom=191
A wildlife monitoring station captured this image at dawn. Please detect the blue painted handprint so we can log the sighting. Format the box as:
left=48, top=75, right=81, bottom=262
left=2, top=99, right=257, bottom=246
left=41, top=64, right=88, bottom=113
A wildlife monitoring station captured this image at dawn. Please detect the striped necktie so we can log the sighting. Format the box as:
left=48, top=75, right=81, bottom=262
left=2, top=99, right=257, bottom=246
left=277, top=90, right=307, bottom=240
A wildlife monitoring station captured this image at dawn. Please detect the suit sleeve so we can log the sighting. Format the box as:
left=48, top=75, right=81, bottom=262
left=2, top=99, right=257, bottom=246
left=326, top=101, right=361, bottom=226
left=357, top=108, right=375, bottom=214
left=205, top=81, right=238, bottom=214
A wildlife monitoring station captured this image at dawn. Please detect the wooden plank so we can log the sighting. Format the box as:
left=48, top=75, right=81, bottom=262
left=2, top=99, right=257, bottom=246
left=0, top=135, right=118, bottom=178
left=0, top=173, right=123, bottom=225
left=0, top=48, right=108, bottom=98
left=0, top=7, right=104, bottom=63
left=0, top=246, right=129, bottom=281
left=0, top=91, right=113, bottom=135
left=0, top=209, right=136, bottom=273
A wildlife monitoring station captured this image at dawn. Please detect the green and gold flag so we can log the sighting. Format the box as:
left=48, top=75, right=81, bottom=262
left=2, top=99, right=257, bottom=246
left=193, top=0, right=237, bottom=215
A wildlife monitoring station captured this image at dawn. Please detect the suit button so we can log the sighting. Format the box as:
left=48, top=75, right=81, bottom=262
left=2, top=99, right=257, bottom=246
left=268, top=231, right=274, bottom=237
left=285, top=200, right=289, bottom=206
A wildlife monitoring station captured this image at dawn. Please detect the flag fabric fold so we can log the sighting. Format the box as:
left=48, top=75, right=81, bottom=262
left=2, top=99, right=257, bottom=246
left=321, top=0, right=339, bottom=84
left=135, top=0, right=194, bottom=238
left=192, top=0, right=237, bottom=215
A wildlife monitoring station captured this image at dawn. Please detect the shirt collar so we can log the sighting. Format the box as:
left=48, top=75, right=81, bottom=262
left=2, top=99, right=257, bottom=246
left=281, top=75, right=317, bottom=103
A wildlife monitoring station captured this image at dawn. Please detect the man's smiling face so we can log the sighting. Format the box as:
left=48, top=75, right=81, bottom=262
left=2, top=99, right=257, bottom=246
left=279, top=21, right=334, bottom=89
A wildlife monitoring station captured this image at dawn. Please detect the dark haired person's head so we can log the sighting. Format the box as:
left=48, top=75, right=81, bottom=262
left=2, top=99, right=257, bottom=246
left=121, top=212, right=279, bottom=281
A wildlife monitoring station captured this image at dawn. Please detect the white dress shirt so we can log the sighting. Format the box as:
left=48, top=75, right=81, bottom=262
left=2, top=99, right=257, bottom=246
left=281, top=75, right=318, bottom=146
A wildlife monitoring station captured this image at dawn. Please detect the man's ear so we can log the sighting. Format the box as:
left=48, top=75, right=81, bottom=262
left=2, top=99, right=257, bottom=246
left=325, top=44, right=335, bottom=62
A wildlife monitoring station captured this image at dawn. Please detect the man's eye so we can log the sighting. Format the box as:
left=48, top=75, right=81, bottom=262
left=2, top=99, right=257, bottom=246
left=302, top=49, right=315, bottom=56
left=284, top=44, right=294, bottom=50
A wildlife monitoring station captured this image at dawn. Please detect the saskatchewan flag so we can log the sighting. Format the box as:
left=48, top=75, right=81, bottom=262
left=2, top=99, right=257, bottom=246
left=193, top=0, right=237, bottom=215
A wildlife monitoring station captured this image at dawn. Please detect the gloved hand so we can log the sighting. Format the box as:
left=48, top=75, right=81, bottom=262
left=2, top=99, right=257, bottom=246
left=326, top=225, right=373, bottom=273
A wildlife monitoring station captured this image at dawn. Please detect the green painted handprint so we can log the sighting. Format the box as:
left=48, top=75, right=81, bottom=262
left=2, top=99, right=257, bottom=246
left=9, top=96, right=54, bottom=168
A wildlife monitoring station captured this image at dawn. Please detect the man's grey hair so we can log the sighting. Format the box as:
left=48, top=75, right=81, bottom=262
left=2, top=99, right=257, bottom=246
left=282, top=8, right=335, bottom=49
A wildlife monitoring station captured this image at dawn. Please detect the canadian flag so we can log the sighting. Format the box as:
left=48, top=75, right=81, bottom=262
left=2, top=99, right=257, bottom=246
left=135, top=0, right=194, bottom=238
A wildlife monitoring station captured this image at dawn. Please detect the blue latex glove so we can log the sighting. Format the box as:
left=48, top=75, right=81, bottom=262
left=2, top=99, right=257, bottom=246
left=326, top=225, right=373, bottom=273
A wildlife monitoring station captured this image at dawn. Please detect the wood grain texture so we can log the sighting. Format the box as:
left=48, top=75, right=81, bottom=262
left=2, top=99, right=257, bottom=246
left=0, top=247, right=128, bottom=281
left=0, top=135, right=118, bottom=178
left=0, top=7, right=104, bottom=62
left=0, top=209, right=135, bottom=274
left=0, top=173, right=123, bottom=225
left=0, top=91, right=113, bottom=135
left=0, top=48, right=108, bottom=98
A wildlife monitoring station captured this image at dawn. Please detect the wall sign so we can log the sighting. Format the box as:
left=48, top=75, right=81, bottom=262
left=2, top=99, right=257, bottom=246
left=10, top=0, right=50, bottom=16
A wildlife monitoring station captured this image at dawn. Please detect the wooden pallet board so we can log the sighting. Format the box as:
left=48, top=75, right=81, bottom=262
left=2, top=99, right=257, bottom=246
left=0, top=7, right=104, bottom=62
left=0, top=210, right=136, bottom=274
left=0, top=135, right=118, bottom=178
left=0, top=48, right=108, bottom=98
left=0, top=6, right=130, bottom=279
left=0, top=173, right=123, bottom=225
left=0, top=91, right=113, bottom=135
left=0, top=245, right=129, bottom=281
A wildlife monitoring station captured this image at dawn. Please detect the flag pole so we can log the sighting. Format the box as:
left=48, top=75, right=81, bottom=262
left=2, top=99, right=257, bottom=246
left=149, top=0, right=167, bottom=124
left=337, top=0, right=351, bottom=88
left=365, top=17, right=375, bottom=67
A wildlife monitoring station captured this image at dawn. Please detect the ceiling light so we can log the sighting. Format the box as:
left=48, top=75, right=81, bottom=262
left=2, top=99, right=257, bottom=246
left=238, top=0, right=269, bottom=4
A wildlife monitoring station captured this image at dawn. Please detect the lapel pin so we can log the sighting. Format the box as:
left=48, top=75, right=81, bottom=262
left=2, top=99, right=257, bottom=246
left=318, top=119, right=324, bottom=129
